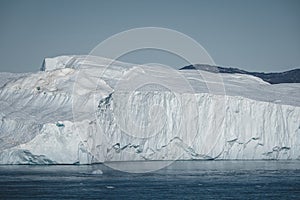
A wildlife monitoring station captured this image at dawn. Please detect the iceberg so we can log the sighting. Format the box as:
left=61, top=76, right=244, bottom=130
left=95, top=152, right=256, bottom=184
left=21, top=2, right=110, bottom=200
left=0, top=55, right=299, bottom=164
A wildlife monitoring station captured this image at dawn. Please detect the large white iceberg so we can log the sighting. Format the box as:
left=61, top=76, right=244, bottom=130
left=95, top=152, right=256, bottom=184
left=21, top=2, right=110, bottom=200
left=0, top=55, right=299, bottom=164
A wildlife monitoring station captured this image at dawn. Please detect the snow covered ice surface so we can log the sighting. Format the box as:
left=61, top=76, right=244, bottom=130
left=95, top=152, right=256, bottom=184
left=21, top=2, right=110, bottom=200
left=0, top=55, right=300, bottom=165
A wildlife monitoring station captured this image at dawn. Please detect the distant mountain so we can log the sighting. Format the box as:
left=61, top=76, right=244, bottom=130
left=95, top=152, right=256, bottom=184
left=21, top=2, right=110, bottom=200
left=180, top=64, right=300, bottom=84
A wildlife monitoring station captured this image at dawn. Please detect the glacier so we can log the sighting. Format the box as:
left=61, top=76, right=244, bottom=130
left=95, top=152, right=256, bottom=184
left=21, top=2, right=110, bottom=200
left=0, top=55, right=300, bottom=164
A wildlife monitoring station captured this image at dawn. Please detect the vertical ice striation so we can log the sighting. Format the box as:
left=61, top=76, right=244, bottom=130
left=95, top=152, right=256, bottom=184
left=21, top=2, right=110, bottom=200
left=94, top=92, right=300, bottom=161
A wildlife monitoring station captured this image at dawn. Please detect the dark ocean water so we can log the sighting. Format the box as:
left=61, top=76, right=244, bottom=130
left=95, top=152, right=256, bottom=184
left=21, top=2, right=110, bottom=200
left=0, top=160, right=299, bottom=199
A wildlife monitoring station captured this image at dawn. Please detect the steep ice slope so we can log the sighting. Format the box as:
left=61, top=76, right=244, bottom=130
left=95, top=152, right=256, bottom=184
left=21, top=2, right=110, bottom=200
left=0, top=55, right=299, bottom=164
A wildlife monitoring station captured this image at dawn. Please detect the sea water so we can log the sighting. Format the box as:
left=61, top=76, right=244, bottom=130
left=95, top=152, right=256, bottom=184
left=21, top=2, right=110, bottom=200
left=0, top=161, right=299, bottom=199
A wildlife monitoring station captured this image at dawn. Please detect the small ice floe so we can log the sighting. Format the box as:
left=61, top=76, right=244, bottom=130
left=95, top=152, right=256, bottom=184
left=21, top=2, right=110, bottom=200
left=91, top=169, right=103, bottom=175
left=106, top=186, right=115, bottom=189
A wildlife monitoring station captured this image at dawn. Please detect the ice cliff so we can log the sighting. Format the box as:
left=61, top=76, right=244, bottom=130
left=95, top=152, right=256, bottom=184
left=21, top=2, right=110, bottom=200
left=0, top=55, right=299, bottom=164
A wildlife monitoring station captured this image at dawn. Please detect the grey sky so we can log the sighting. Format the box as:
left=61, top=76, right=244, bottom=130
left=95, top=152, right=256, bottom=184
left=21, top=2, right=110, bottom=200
left=0, top=0, right=299, bottom=72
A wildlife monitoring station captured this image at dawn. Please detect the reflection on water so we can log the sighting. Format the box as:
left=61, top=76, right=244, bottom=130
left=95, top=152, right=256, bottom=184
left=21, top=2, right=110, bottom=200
left=0, top=160, right=299, bottom=199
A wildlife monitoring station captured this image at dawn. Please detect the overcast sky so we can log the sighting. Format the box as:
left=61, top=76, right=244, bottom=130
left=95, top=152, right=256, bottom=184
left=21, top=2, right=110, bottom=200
left=0, top=0, right=299, bottom=72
